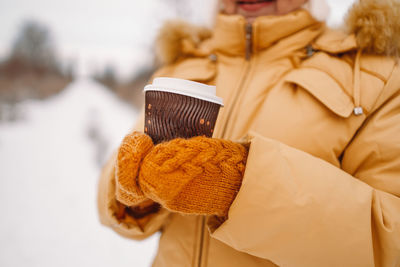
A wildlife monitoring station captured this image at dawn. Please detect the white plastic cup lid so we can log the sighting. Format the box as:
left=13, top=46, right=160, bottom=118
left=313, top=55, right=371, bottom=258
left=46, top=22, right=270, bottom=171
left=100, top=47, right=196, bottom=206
left=144, top=77, right=224, bottom=106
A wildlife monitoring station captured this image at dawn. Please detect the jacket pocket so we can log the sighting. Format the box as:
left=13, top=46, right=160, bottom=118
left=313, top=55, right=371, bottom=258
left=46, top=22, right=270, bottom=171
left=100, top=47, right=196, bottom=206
left=285, top=68, right=354, bottom=118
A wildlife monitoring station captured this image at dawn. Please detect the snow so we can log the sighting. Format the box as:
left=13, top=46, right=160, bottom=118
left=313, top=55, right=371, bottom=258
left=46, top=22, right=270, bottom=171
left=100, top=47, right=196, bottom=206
left=0, top=79, right=159, bottom=267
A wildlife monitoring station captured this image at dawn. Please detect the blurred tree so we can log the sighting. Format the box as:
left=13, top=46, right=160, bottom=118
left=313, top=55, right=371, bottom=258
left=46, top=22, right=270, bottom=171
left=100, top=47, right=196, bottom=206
left=121, top=67, right=155, bottom=108
left=9, top=20, right=59, bottom=75
left=64, top=59, right=76, bottom=80
left=102, top=65, right=117, bottom=88
left=93, top=64, right=117, bottom=90
left=0, top=20, right=72, bottom=107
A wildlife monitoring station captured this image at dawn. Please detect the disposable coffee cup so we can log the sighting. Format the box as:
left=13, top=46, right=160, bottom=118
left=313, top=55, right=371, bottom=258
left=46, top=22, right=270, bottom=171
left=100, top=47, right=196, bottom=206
left=143, top=77, right=224, bottom=144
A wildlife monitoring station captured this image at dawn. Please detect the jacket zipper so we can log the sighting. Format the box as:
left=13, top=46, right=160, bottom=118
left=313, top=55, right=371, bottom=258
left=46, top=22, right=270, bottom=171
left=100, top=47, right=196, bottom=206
left=220, top=22, right=253, bottom=139
left=197, top=216, right=206, bottom=267
left=196, top=23, right=254, bottom=267
left=245, top=23, right=253, bottom=61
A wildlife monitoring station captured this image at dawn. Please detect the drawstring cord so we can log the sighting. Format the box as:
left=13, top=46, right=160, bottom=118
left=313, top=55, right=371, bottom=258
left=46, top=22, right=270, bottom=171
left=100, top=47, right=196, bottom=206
left=353, top=49, right=364, bottom=115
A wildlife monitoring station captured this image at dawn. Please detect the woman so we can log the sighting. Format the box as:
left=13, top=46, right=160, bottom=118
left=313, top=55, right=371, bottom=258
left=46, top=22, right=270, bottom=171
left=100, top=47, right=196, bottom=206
left=98, top=0, right=400, bottom=266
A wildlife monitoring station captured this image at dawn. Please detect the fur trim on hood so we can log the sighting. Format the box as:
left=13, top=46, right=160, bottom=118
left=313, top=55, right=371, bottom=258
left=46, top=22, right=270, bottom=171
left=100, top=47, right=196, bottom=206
left=155, top=20, right=212, bottom=65
left=156, top=0, right=400, bottom=65
left=346, top=0, right=400, bottom=57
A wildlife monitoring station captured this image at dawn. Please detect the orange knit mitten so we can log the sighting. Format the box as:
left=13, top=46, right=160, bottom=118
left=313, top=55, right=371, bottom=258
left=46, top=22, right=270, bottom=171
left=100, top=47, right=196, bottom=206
left=138, top=137, right=249, bottom=217
left=115, top=131, right=154, bottom=206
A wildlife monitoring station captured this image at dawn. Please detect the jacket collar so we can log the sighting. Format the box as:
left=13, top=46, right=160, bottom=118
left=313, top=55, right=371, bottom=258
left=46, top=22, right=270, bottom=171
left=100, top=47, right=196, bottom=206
left=155, top=0, right=400, bottom=65
left=212, top=9, right=323, bottom=58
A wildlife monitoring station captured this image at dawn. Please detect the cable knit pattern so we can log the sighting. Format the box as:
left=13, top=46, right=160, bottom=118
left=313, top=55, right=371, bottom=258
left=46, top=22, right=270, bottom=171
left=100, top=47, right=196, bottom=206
left=115, top=131, right=154, bottom=206
left=139, top=136, right=249, bottom=217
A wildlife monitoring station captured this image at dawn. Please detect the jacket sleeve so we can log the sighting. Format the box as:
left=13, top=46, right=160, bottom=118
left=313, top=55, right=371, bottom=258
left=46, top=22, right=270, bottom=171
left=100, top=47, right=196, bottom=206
left=97, top=150, right=170, bottom=240
left=207, top=68, right=400, bottom=266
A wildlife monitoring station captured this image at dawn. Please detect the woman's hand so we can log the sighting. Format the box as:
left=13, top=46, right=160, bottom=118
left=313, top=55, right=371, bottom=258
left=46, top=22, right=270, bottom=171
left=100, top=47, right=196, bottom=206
left=138, top=136, right=249, bottom=217
left=115, top=131, right=249, bottom=217
left=115, top=131, right=154, bottom=206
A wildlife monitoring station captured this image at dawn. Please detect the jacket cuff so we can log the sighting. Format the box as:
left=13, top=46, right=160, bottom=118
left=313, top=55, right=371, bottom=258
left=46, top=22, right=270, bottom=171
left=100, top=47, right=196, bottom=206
left=97, top=151, right=170, bottom=240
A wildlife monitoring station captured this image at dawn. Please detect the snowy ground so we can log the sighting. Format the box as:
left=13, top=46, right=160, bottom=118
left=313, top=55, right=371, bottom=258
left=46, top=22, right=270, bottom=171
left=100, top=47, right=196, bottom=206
left=0, top=79, right=159, bottom=267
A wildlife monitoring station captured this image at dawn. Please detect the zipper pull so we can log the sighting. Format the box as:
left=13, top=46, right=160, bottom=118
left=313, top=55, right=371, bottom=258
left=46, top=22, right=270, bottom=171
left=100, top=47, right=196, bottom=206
left=245, top=23, right=253, bottom=60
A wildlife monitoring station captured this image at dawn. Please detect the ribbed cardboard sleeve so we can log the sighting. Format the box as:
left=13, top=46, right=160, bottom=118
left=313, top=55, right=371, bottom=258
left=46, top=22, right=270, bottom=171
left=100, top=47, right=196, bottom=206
left=144, top=91, right=221, bottom=144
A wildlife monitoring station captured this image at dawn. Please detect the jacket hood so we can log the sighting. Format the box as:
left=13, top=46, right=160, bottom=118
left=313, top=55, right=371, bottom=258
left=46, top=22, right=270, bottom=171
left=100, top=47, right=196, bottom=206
left=156, top=0, right=400, bottom=65
left=346, top=0, right=400, bottom=57
left=155, top=20, right=212, bottom=65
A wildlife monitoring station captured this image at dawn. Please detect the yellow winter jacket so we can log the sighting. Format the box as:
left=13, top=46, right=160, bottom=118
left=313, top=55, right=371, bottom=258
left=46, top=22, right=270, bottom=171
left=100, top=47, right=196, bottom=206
left=98, top=1, right=400, bottom=266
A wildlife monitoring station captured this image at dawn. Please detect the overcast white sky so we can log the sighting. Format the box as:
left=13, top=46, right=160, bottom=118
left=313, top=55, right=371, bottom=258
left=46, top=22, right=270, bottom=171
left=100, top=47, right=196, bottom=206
left=0, top=0, right=355, bottom=80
